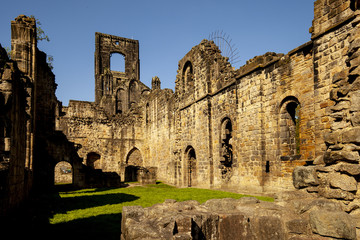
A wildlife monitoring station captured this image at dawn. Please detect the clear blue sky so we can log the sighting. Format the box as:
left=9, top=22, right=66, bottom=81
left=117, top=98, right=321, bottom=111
left=0, top=0, right=315, bottom=105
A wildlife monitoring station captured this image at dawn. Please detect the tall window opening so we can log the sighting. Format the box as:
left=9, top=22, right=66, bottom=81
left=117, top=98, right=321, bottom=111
left=110, top=53, right=125, bottom=72
left=280, top=97, right=301, bottom=159
left=185, top=146, right=196, bottom=187
left=220, top=118, right=233, bottom=181
left=182, top=61, right=194, bottom=93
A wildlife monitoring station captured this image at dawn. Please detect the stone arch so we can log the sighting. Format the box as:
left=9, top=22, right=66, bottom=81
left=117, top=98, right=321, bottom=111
left=185, top=146, right=196, bottom=187
left=351, top=0, right=360, bottom=11
left=182, top=61, right=194, bottom=93
left=128, top=80, right=138, bottom=109
left=110, top=52, right=125, bottom=72
left=54, top=161, right=73, bottom=185
left=86, top=152, right=101, bottom=169
left=219, top=117, right=233, bottom=180
left=279, top=96, right=301, bottom=160
left=125, top=147, right=143, bottom=182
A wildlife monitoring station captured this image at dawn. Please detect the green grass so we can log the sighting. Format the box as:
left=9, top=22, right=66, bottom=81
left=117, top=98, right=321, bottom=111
left=48, top=182, right=273, bottom=238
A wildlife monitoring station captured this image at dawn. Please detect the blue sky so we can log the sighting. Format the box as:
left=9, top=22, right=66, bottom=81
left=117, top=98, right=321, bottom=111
left=0, top=0, right=315, bottom=105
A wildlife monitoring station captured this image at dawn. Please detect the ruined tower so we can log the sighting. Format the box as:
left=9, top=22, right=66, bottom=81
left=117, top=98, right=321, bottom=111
left=94, top=32, right=148, bottom=115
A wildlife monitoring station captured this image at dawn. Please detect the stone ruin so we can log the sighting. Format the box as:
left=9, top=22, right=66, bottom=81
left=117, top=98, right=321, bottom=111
left=121, top=195, right=357, bottom=240
left=1, top=0, right=360, bottom=239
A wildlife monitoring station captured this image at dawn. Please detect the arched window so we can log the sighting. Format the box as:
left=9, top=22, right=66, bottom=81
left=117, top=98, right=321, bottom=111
left=54, top=161, right=73, bottom=185
left=129, top=80, right=138, bottom=109
left=182, top=61, right=194, bottom=93
left=110, top=52, right=125, bottom=72
left=185, top=146, right=196, bottom=187
left=279, top=97, right=301, bottom=160
left=220, top=118, right=233, bottom=180
left=86, top=152, right=101, bottom=169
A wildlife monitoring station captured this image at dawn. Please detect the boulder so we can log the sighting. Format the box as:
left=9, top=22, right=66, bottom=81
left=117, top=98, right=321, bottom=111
left=309, top=210, right=356, bottom=240
left=292, top=166, right=319, bottom=189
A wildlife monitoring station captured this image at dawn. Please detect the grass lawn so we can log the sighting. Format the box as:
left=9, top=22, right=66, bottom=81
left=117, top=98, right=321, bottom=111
left=47, top=182, right=273, bottom=239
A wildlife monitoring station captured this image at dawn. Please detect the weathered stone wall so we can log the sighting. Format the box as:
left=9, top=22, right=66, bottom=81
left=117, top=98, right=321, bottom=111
left=59, top=99, right=148, bottom=182
left=57, top=0, right=360, bottom=198
left=121, top=194, right=358, bottom=240
left=293, top=0, right=360, bottom=211
left=0, top=42, right=29, bottom=216
left=1, top=15, right=85, bottom=216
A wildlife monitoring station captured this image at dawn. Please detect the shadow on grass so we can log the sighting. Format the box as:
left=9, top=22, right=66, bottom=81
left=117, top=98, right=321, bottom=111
left=50, top=213, right=122, bottom=240
left=54, top=192, right=139, bottom=212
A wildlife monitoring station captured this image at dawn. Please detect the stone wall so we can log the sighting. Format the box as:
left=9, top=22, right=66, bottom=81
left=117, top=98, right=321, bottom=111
left=293, top=0, right=360, bottom=210
left=1, top=15, right=85, bottom=217
left=0, top=42, right=29, bottom=216
left=121, top=194, right=358, bottom=240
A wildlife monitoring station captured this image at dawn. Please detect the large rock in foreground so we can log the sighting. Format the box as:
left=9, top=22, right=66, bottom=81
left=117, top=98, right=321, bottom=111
left=120, top=196, right=357, bottom=240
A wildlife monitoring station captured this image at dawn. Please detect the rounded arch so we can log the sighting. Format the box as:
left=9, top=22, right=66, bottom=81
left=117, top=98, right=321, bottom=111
left=86, top=152, right=101, bottom=169
left=184, top=146, right=196, bottom=187
left=219, top=117, right=234, bottom=180
left=182, top=61, right=194, bottom=93
left=54, top=161, right=73, bottom=185
left=279, top=96, right=300, bottom=113
left=279, top=96, right=301, bottom=158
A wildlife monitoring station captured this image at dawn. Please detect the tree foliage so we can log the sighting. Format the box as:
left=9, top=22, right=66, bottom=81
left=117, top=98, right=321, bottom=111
left=30, top=15, right=50, bottom=42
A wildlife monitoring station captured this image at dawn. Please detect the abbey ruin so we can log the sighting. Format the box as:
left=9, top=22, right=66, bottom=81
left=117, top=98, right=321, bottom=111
left=1, top=0, right=360, bottom=239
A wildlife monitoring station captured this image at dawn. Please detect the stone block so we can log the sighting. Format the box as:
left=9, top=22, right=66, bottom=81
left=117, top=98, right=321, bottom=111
left=324, top=150, right=360, bottom=164
left=336, top=163, right=360, bottom=176
left=286, top=219, right=310, bottom=235
left=319, top=187, right=355, bottom=201
left=292, top=166, right=319, bottom=189
left=256, top=216, right=285, bottom=240
left=329, top=172, right=358, bottom=192
left=218, top=214, right=251, bottom=240
left=350, top=91, right=360, bottom=112
left=309, top=210, right=356, bottom=240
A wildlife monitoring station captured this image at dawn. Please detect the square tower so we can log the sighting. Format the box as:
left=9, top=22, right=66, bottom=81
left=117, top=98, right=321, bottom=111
left=94, top=32, right=142, bottom=115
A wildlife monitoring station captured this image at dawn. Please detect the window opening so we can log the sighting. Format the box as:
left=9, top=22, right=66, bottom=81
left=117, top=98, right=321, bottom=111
left=110, top=53, right=125, bottom=72
left=220, top=118, right=233, bottom=181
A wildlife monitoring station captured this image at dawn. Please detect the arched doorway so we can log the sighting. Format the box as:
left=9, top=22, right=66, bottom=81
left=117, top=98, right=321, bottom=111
left=54, top=161, right=73, bottom=185
left=185, top=146, right=196, bottom=187
left=125, top=148, right=143, bottom=182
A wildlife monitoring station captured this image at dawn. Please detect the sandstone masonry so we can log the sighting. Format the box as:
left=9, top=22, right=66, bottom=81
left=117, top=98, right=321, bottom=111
left=1, top=1, right=360, bottom=238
